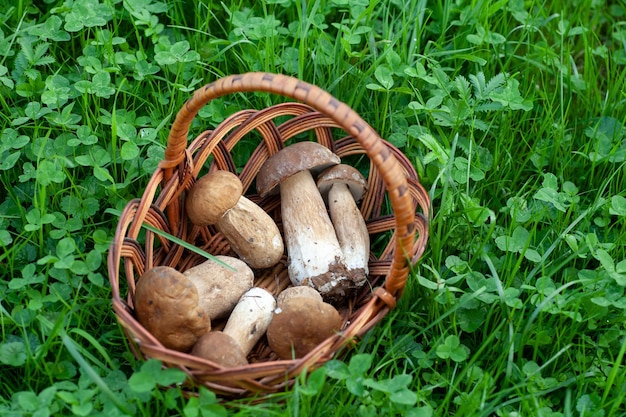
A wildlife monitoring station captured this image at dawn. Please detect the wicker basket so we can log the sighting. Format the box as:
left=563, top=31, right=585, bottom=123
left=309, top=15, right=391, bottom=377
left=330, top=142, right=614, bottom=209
left=108, top=72, right=430, bottom=398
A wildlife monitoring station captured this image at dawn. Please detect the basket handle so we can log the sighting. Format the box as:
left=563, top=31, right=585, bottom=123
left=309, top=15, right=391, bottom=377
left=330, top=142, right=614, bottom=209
left=163, top=72, right=417, bottom=299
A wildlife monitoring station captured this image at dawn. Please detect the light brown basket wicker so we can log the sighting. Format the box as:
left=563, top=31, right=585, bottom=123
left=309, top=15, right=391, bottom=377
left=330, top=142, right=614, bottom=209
left=108, top=72, right=430, bottom=398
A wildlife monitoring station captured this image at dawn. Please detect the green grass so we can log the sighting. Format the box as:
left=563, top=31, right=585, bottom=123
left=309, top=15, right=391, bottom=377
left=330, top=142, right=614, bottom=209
left=1, top=0, right=626, bottom=416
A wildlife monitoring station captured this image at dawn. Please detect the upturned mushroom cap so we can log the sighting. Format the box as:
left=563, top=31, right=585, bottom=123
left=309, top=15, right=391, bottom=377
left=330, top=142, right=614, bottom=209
left=186, top=170, right=243, bottom=226
left=134, top=266, right=211, bottom=352
left=317, top=164, right=368, bottom=203
left=190, top=331, right=248, bottom=367
left=256, top=142, right=341, bottom=197
left=183, top=256, right=254, bottom=320
left=267, top=296, right=343, bottom=359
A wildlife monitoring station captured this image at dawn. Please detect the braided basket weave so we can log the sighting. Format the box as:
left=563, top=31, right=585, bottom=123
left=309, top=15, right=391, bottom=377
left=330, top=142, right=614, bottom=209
left=108, top=72, right=430, bottom=398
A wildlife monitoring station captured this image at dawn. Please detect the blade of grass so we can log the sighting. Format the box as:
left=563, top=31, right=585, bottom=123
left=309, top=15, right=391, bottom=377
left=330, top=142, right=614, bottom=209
left=105, top=208, right=235, bottom=271
left=37, top=315, right=134, bottom=416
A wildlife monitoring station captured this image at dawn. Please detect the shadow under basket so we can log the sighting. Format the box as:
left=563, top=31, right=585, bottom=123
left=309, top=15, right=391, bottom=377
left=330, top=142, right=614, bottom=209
left=108, top=72, right=431, bottom=399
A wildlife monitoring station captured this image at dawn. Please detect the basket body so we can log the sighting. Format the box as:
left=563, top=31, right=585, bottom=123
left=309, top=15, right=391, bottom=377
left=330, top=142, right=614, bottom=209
left=108, top=73, right=430, bottom=398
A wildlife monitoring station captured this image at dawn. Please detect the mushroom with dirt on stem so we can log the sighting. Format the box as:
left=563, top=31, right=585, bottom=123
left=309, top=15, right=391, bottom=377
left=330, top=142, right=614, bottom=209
left=317, top=164, right=370, bottom=288
left=190, top=287, right=276, bottom=367
left=186, top=170, right=284, bottom=269
left=267, top=286, right=343, bottom=359
left=256, top=141, right=353, bottom=300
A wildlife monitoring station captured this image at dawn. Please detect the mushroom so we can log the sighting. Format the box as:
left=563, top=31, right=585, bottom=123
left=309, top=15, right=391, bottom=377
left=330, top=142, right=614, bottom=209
left=256, top=141, right=351, bottom=300
left=267, top=285, right=343, bottom=359
left=190, top=287, right=276, bottom=367
left=186, top=170, right=284, bottom=269
left=133, top=266, right=211, bottom=352
left=317, top=164, right=370, bottom=288
left=183, top=255, right=254, bottom=320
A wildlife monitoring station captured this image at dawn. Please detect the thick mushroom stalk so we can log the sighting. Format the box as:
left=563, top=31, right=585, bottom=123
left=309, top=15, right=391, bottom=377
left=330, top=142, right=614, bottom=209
left=186, top=170, right=284, bottom=269
left=256, top=142, right=352, bottom=299
left=183, top=255, right=254, bottom=320
left=191, top=287, right=276, bottom=367
left=317, top=164, right=370, bottom=288
left=279, top=170, right=347, bottom=291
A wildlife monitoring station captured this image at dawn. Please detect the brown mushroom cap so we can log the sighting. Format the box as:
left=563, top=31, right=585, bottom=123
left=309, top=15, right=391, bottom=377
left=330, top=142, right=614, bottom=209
left=256, top=142, right=341, bottom=197
left=276, top=285, right=323, bottom=306
left=186, top=170, right=243, bottom=226
left=267, top=296, right=343, bottom=359
left=134, top=266, right=211, bottom=352
left=190, top=331, right=248, bottom=367
left=317, top=164, right=368, bottom=204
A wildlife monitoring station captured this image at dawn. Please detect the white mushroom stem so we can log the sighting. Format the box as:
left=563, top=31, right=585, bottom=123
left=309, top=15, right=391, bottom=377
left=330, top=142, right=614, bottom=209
left=279, top=170, right=347, bottom=291
left=328, top=183, right=370, bottom=282
left=223, top=287, right=276, bottom=355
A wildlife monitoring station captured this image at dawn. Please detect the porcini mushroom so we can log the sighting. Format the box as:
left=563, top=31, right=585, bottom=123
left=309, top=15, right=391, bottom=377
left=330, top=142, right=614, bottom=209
left=256, top=141, right=351, bottom=299
left=190, top=287, right=276, bottom=367
left=267, top=285, right=343, bottom=359
left=317, top=164, right=370, bottom=288
left=183, top=255, right=254, bottom=320
left=134, top=266, right=211, bottom=352
left=186, top=170, right=284, bottom=269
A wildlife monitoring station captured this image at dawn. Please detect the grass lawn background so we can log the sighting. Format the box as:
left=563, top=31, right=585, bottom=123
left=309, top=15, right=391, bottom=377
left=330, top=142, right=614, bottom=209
left=1, top=0, right=625, bottom=416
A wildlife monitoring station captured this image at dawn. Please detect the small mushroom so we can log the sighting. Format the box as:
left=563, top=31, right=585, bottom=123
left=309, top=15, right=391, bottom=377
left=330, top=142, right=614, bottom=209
left=256, top=142, right=350, bottom=299
left=183, top=255, right=254, bottom=320
left=134, top=266, right=211, bottom=352
left=186, top=170, right=284, bottom=269
left=191, top=331, right=247, bottom=368
left=267, top=285, right=343, bottom=359
left=317, top=164, right=370, bottom=288
left=190, top=287, right=276, bottom=367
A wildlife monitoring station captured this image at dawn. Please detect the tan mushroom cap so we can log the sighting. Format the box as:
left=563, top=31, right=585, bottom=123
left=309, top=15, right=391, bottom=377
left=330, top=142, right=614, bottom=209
left=276, top=285, right=322, bottom=306
left=256, top=142, right=341, bottom=197
left=190, top=331, right=248, bottom=367
left=133, top=266, right=211, bottom=352
left=267, top=296, right=343, bottom=359
left=317, top=164, right=368, bottom=203
left=186, top=170, right=243, bottom=226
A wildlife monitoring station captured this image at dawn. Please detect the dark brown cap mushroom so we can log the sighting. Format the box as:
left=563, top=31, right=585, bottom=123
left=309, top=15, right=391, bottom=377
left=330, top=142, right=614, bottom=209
left=186, top=170, right=284, bottom=269
left=256, top=141, right=341, bottom=197
left=256, top=142, right=352, bottom=300
left=267, top=285, right=342, bottom=359
left=317, top=164, right=370, bottom=287
left=133, top=266, right=211, bottom=352
left=317, top=164, right=368, bottom=204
